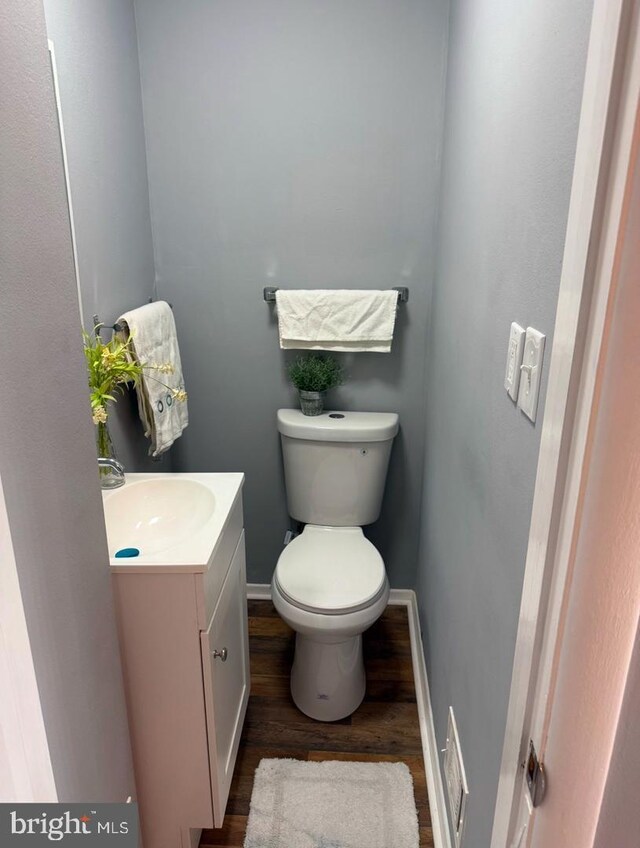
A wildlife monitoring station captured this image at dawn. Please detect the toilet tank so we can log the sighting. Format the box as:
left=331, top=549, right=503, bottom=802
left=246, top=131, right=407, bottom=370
left=277, top=409, right=399, bottom=526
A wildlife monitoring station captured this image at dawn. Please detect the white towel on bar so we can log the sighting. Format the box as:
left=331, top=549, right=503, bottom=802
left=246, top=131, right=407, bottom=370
left=117, top=301, right=188, bottom=456
left=275, top=289, right=398, bottom=352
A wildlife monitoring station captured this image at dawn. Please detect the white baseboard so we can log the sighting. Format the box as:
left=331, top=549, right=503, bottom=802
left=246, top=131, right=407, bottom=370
left=387, top=588, right=415, bottom=604
left=403, top=590, right=452, bottom=848
left=245, top=583, right=451, bottom=848
left=247, top=582, right=271, bottom=599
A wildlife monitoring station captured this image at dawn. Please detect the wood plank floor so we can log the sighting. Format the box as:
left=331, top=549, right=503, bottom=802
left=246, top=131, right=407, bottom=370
left=200, top=600, right=433, bottom=847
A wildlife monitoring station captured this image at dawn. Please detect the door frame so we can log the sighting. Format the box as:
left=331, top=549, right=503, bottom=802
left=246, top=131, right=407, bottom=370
left=490, top=0, right=640, bottom=844
left=48, top=39, right=84, bottom=323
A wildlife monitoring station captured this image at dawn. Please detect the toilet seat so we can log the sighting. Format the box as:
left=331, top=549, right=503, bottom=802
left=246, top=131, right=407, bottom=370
left=274, top=525, right=386, bottom=615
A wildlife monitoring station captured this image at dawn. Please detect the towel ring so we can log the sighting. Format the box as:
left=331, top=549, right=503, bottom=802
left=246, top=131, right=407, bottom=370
left=92, top=300, right=174, bottom=338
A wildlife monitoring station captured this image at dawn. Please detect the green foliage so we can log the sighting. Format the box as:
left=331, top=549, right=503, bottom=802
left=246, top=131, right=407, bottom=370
left=83, top=328, right=143, bottom=423
left=83, top=327, right=188, bottom=425
left=287, top=354, right=344, bottom=393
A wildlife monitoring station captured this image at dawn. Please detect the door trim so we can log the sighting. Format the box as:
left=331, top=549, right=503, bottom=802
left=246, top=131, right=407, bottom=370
left=47, top=40, right=83, bottom=325
left=490, top=0, right=640, bottom=844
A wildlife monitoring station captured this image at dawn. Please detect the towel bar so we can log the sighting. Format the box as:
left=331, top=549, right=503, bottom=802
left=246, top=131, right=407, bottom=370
left=93, top=314, right=124, bottom=335
left=263, top=286, right=408, bottom=304
left=92, top=299, right=173, bottom=337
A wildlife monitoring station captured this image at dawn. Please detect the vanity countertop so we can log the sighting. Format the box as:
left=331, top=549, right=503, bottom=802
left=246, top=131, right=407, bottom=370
left=103, top=472, right=244, bottom=573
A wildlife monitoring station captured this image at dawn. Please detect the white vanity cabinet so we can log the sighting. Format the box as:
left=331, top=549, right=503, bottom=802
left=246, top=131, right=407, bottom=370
left=201, top=540, right=250, bottom=826
left=111, top=487, right=249, bottom=848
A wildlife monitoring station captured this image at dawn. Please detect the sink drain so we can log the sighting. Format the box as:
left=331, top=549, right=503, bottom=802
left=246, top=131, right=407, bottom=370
left=115, top=547, right=140, bottom=558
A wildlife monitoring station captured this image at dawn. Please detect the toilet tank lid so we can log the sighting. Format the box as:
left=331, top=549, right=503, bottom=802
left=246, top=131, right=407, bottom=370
left=277, top=409, right=399, bottom=442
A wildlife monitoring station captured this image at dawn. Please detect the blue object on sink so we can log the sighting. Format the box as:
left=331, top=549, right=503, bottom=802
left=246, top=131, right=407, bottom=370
left=115, top=547, right=140, bottom=558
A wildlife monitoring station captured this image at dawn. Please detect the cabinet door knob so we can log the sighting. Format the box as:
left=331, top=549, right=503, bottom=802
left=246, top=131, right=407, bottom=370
left=212, top=647, right=228, bottom=662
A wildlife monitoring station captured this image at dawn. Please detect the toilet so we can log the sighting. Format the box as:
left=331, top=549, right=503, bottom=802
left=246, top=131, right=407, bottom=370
left=271, top=408, right=399, bottom=721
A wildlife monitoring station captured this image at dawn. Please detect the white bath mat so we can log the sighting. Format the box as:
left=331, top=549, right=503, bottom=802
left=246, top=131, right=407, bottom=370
left=244, top=758, right=420, bottom=848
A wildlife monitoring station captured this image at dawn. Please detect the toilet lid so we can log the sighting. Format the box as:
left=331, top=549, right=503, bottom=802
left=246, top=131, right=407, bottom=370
left=275, top=525, right=386, bottom=614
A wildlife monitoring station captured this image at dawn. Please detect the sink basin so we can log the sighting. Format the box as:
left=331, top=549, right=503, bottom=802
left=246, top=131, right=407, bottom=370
left=103, top=477, right=215, bottom=556
left=102, top=473, right=244, bottom=568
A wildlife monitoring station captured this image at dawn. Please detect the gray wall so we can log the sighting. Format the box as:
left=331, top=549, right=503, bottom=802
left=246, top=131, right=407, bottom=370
left=0, top=0, right=135, bottom=800
left=42, top=0, right=165, bottom=472
left=134, top=0, right=449, bottom=584
left=416, top=1, right=593, bottom=845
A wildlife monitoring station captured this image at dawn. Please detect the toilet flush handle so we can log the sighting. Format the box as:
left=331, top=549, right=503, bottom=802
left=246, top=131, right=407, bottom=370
left=212, top=647, right=228, bottom=662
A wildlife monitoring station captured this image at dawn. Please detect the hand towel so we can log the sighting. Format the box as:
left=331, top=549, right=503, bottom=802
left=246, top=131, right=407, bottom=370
left=275, top=289, right=398, bottom=352
left=117, top=301, right=188, bottom=456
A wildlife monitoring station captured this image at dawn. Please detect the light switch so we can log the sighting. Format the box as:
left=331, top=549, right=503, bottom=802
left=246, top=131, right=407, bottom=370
left=504, top=322, right=525, bottom=401
left=517, top=327, right=546, bottom=422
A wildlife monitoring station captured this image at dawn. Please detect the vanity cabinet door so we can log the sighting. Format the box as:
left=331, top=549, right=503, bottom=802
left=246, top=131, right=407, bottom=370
left=200, top=531, right=250, bottom=826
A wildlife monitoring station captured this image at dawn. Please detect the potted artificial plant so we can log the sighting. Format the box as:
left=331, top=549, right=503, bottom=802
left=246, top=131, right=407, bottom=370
left=288, top=354, right=344, bottom=416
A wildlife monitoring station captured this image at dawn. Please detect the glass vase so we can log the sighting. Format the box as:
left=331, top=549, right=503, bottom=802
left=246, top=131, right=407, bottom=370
left=95, top=420, right=123, bottom=489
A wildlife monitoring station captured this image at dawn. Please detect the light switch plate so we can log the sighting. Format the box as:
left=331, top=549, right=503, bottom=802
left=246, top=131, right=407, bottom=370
left=517, top=327, right=546, bottom=422
left=504, top=322, right=525, bottom=401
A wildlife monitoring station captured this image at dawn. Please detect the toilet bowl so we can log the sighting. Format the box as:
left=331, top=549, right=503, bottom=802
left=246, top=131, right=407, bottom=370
left=272, top=408, right=399, bottom=721
left=272, top=524, right=390, bottom=721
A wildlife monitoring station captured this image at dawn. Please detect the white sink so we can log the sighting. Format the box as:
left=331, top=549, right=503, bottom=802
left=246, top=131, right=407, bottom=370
left=102, top=473, right=244, bottom=569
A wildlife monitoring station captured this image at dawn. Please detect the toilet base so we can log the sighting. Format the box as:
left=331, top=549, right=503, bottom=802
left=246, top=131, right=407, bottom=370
left=290, top=632, right=366, bottom=721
